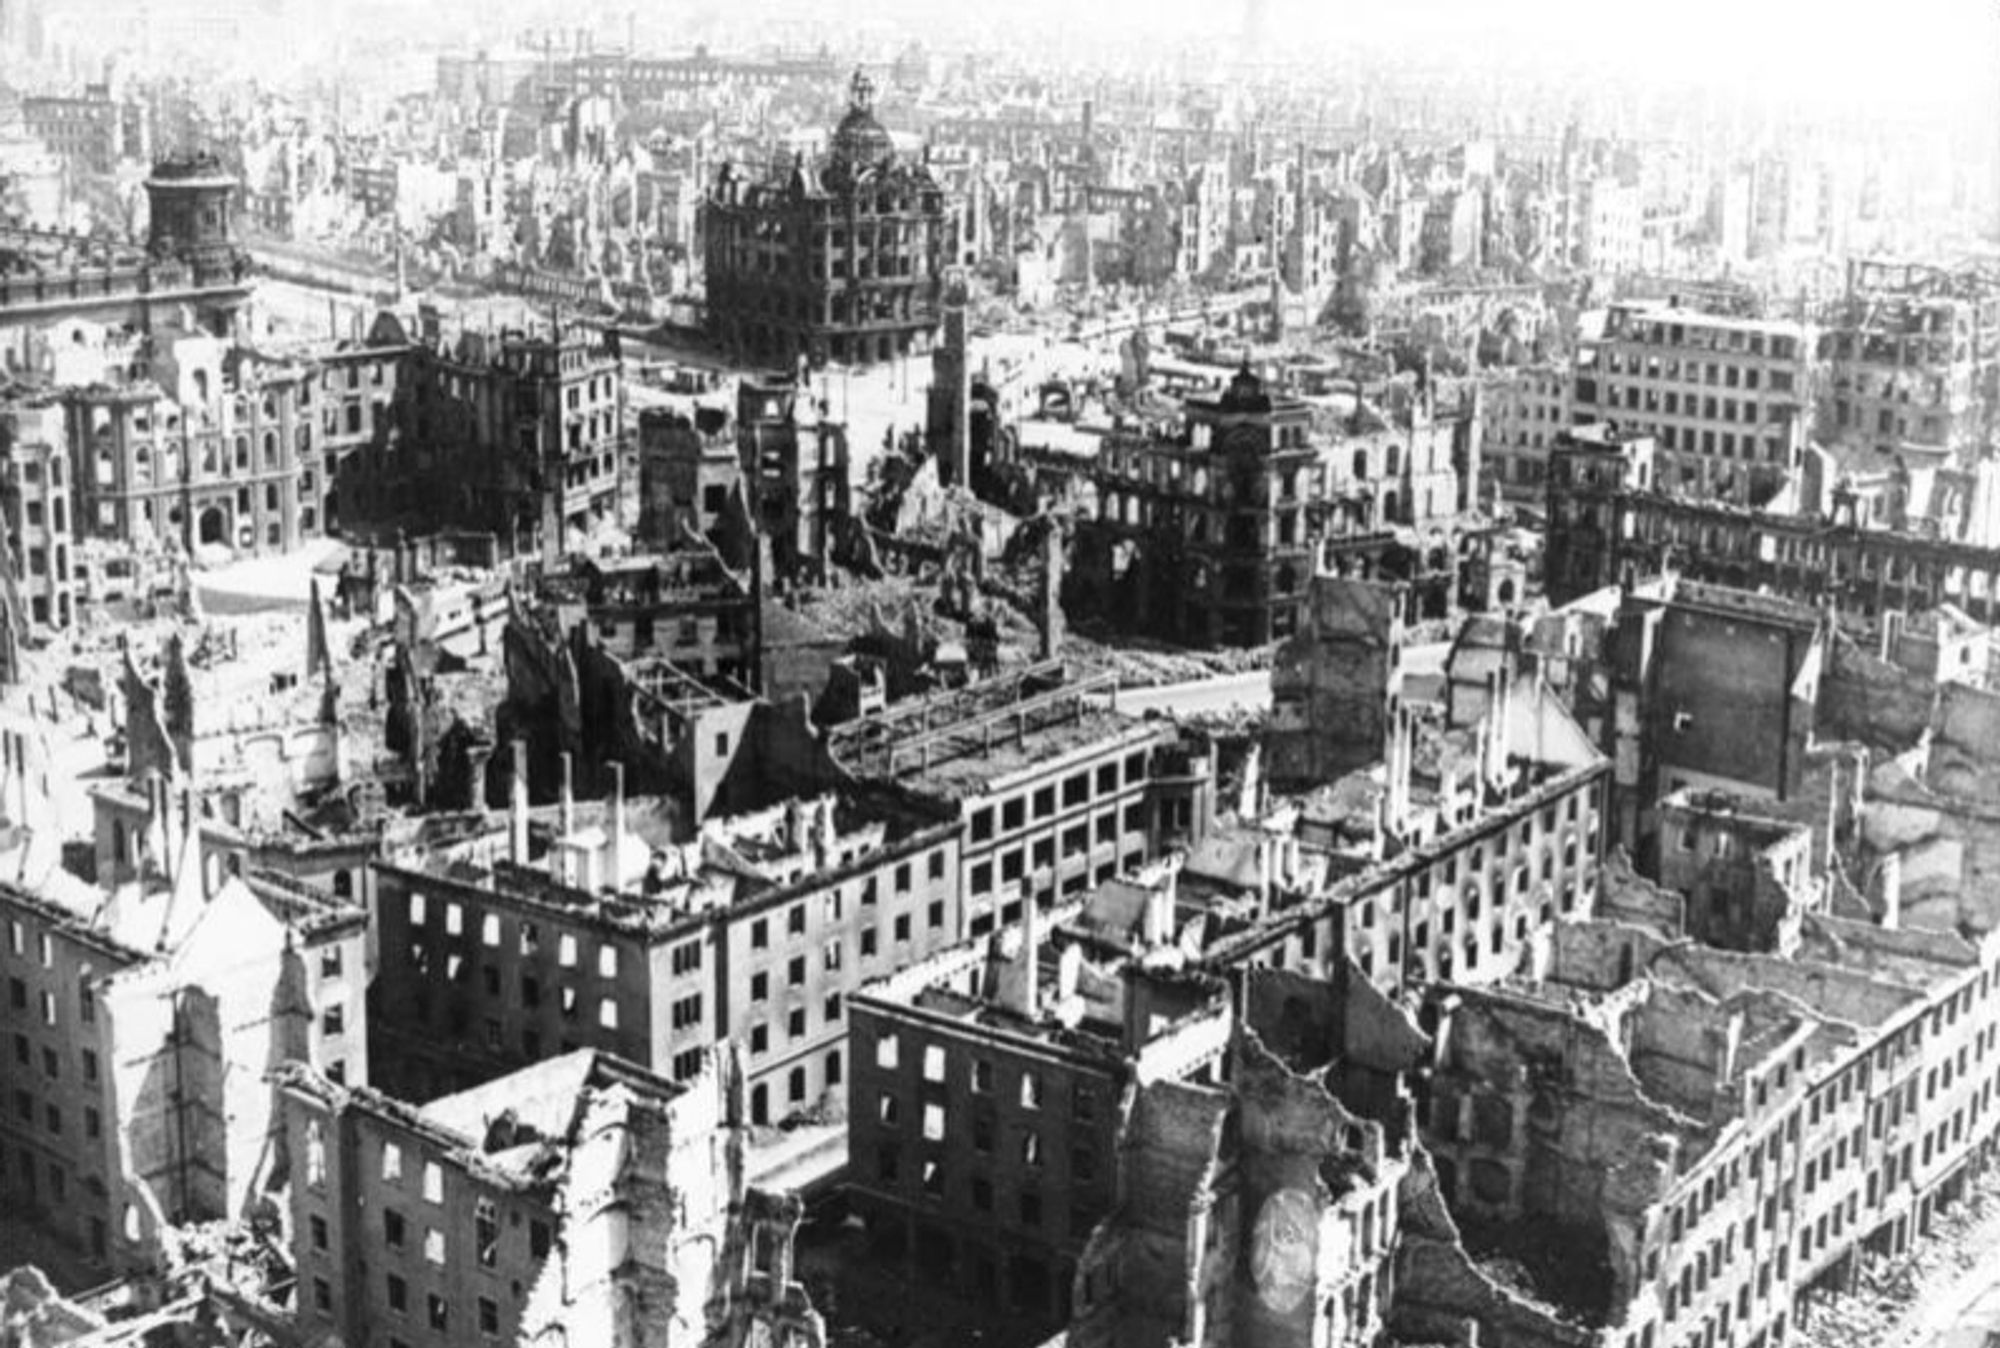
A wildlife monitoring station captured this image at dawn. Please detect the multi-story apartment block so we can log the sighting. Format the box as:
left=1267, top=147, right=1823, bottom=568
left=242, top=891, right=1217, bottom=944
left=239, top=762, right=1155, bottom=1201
left=20, top=86, right=119, bottom=175
left=359, top=322, right=623, bottom=553
left=279, top=1045, right=820, bottom=1348
left=704, top=71, right=948, bottom=368
left=313, top=334, right=408, bottom=536
left=1482, top=361, right=1571, bottom=503
left=1579, top=176, right=1643, bottom=276
left=1574, top=302, right=1814, bottom=505
left=542, top=551, right=761, bottom=691
left=1817, top=260, right=2000, bottom=543
left=0, top=812, right=364, bottom=1277
left=1821, top=261, right=1998, bottom=460
left=826, top=662, right=1216, bottom=938
left=1076, top=365, right=1478, bottom=647
left=66, top=336, right=319, bottom=560
left=1412, top=906, right=2000, bottom=1348
left=847, top=899, right=1232, bottom=1329
left=0, top=394, right=77, bottom=629
left=1249, top=637, right=1611, bottom=992
left=368, top=760, right=962, bottom=1128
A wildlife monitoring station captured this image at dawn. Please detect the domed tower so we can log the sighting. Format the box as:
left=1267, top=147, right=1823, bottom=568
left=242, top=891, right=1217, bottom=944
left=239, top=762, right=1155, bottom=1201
left=144, top=151, right=240, bottom=286
left=822, top=69, right=895, bottom=194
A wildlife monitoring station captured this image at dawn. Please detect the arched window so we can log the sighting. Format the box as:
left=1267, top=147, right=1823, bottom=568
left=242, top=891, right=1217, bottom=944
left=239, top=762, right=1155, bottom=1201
left=1352, top=448, right=1369, bottom=480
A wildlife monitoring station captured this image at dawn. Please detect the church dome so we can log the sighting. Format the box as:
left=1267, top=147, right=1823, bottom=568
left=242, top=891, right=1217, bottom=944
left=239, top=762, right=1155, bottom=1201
left=824, top=69, right=894, bottom=192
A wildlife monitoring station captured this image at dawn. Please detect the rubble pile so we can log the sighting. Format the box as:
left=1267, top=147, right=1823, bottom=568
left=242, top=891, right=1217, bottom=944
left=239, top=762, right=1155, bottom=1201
left=1066, top=630, right=1277, bottom=688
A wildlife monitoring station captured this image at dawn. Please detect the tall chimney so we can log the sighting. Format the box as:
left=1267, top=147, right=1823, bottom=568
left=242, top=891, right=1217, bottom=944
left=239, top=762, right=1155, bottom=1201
left=1021, top=889, right=1040, bottom=1020
left=557, top=752, right=576, bottom=883
left=608, top=761, right=628, bottom=890
left=509, top=739, right=530, bottom=865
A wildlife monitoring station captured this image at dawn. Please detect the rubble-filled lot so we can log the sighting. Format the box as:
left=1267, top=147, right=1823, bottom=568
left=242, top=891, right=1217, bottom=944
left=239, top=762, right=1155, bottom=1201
left=1798, top=1163, right=2000, bottom=1348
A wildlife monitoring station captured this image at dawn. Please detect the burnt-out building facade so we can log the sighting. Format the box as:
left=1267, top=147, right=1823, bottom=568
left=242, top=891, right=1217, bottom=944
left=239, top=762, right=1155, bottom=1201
left=278, top=1045, right=823, bottom=1348
left=330, top=317, right=623, bottom=555
left=368, top=763, right=963, bottom=1129
left=705, top=71, right=949, bottom=368
left=1075, top=366, right=1480, bottom=648
left=826, top=662, right=1216, bottom=939
left=847, top=903, right=1231, bottom=1331
left=1544, top=421, right=2000, bottom=626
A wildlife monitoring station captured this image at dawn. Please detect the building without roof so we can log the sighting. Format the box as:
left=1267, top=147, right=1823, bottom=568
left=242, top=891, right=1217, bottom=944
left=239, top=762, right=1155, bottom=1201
left=1572, top=302, right=1814, bottom=507
left=1405, top=904, right=2000, bottom=1348
left=278, top=1044, right=823, bottom=1348
left=846, top=890, right=1232, bottom=1332
left=1075, top=364, right=1480, bottom=648
left=1069, top=963, right=1430, bottom=1348
left=0, top=817, right=364, bottom=1278
left=1818, top=260, right=2000, bottom=542
left=1222, top=649, right=1609, bottom=995
left=368, top=753, right=960, bottom=1129
left=825, top=661, right=1215, bottom=938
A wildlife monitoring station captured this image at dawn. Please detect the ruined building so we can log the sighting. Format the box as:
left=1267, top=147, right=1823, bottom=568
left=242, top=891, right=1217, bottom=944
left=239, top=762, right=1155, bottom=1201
left=1266, top=574, right=1406, bottom=790
left=1544, top=421, right=2000, bottom=624
left=1069, top=964, right=1429, bottom=1348
left=279, top=1045, right=823, bottom=1348
left=735, top=375, right=852, bottom=587
left=1407, top=903, right=2000, bottom=1348
left=1571, top=301, right=1814, bottom=507
left=1074, top=364, right=1480, bottom=648
left=1817, top=260, right=2000, bottom=542
left=0, top=811, right=364, bottom=1276
left=1223, top=645, right=1610, bottom=993
left=0, top=151, right=253, bottom=337
left=704, top=70, right=949, bottom=369
left=338, top=315, right=624, bottom=556
left=369, top=751, right=959, bottom=1127
left=847, top=889, right=1233, bottom=1331
left=825, top=661, right=1216, bottom=938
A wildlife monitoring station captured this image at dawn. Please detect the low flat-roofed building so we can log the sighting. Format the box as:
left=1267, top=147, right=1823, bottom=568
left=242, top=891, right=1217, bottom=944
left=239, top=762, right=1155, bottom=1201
left=277, top=1044, right=822, bottom=1348
left=828, top=661, right=1215, bottom=937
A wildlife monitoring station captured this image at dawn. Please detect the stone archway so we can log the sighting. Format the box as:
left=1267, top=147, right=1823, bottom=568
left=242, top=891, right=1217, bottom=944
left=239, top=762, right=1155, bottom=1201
left=198, top=504, right=229, bottom=547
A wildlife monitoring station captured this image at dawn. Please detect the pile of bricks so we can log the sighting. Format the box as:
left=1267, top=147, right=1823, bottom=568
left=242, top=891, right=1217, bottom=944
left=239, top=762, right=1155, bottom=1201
left=1798, top=1165, right=2000, bottom=1348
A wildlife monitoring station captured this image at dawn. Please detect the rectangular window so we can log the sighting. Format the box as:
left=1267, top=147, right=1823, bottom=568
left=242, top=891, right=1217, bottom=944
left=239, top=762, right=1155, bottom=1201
left=672, top=993, right=702, bottom=1029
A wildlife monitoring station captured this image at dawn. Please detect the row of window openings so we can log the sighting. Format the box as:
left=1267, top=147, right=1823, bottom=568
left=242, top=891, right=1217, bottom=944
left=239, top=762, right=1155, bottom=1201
left=406, top=895, right=629, bottom=977
left=7, top=974, right=92, bottom=1027
left=873, top=1145, right=1100, bottom=1233
left=869, top=1037, right=1096, bottom=1116
left=969, top=758, right=1148, bottom=843
left=877, top=1095, right=1098, bottom=1170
